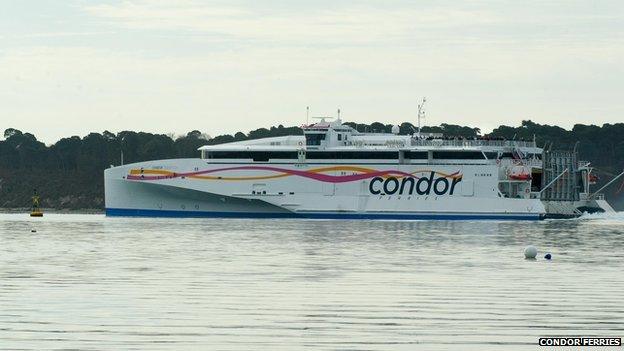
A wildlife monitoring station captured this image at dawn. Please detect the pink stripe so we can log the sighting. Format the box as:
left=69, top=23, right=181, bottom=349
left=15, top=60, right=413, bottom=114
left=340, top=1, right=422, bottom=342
left=128, top=166, right=460, bottom=183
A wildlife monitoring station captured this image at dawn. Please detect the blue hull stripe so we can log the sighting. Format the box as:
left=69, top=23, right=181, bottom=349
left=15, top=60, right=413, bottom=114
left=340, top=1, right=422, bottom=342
left=105, top=208, right=541, bottom=221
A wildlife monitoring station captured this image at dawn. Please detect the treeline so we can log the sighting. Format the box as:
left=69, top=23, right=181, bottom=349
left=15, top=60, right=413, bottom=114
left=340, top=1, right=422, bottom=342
left=0, top=125, right=301, bottom=209
left=0, top=121, right=622, bottom=210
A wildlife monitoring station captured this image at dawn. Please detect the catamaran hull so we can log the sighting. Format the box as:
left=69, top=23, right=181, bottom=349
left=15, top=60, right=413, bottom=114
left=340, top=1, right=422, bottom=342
left=105, top=159, right=545, bottom=220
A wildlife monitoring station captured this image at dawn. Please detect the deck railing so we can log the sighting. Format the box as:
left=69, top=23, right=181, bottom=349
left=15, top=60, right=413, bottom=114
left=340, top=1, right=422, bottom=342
left=410, top=139, right=537, bottom=148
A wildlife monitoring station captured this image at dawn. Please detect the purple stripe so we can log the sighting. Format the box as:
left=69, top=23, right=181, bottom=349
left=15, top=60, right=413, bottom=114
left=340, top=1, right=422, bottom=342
left=128, top=166, right=460, bottom=184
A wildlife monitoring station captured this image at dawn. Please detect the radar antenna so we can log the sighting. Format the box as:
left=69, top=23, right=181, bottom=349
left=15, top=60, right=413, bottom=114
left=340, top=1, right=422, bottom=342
left=417, top=97, right=426, bottom=139
left=311, top=116, right=333, bottom=124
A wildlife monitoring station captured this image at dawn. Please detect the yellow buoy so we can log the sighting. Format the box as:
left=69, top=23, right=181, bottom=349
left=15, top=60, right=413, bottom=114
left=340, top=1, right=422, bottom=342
left=30, top=189, right=43, bottom=217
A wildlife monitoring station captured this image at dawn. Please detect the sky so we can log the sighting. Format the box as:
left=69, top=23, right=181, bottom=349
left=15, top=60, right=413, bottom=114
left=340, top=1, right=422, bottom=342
left=1, top=0, right=623, bottom=144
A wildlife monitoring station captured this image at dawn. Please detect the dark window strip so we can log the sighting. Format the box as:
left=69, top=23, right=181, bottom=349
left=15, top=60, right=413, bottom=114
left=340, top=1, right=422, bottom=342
left=306, top=151, right=399, bottom=160
left=432, top=151, right=485, bottom=160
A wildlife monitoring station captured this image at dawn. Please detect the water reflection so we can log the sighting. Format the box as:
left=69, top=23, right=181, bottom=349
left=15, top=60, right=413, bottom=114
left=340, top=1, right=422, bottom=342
left=0, top=213, right=623, bottom=350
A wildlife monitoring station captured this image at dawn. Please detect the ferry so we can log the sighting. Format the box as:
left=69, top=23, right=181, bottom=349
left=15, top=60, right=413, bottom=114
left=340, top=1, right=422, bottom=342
left=104, top=113, right=618, bottom=220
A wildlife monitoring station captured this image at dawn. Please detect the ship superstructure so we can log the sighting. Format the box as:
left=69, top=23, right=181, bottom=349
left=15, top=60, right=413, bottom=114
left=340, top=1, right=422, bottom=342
left=104, top=117, right=616, bottom=220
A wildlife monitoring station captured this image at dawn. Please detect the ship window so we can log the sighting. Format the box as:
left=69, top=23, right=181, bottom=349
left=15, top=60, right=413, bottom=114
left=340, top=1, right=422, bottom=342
left=500, top=152, right=514, bottom=158
left=305, top=133, right=326, bottom=146
left=404, top=151, right=427, bottom=159
left=432, top=151, right=486, bottom=160
left=484, top=152, right=498, bottom=159
left=206, top=151, right=298, bottom=160
left=252, top=153, right=270, bottom=162
left=337, top=134, right=342, bottom=141
left=307, top=151, right=399, bottom=159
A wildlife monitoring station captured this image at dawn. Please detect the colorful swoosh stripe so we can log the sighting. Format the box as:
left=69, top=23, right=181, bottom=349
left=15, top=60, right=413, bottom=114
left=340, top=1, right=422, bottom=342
left=127, top=166, right=461, bottom=183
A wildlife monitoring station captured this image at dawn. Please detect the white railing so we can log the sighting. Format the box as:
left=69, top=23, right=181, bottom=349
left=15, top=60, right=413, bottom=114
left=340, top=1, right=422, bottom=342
left=410, top=139, right=537, bottom=148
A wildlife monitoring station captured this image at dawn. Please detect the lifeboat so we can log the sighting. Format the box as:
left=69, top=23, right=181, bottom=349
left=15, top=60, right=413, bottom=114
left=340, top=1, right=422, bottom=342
left=508, top=166, right=532, bottom=181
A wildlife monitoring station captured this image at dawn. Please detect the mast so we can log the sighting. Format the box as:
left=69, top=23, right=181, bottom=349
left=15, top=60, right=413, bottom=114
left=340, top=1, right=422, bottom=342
left=417, top=97, right=426, bottom=139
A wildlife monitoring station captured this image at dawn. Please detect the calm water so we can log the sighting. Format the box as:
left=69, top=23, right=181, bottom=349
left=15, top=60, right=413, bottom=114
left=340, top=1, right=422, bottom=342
left=0, top=213, right=623, bottom=350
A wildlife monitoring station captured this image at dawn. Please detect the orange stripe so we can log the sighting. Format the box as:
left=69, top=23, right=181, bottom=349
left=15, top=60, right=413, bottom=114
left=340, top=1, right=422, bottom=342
left=129, top=169, right=175, bottom=175
left=128, top=166, right=462, bottom=181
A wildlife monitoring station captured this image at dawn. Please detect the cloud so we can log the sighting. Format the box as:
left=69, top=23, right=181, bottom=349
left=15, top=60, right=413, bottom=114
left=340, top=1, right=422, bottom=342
left=12, top=31, right=117, bottom=38
left=1, top=1, right=623, bottom=143
left=84, top=1, right=501, bottom=45
left=2, top=33, right=622, bottom=144
left=83, top=0, right=624, bottom=48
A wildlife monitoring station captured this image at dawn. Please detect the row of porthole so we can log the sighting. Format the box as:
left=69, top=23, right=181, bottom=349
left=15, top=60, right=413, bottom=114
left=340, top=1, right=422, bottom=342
left=377, top=195, right=451, bottom=200
left=157, top=204, right=201, bottom=210
left=251, top=191, right=296, bottom=195
left=159, top=194, right=458, bottom=210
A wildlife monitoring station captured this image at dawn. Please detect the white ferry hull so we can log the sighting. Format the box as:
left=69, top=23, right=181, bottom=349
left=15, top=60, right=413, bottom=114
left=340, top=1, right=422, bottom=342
left=105, top=159, right=545, bottom=220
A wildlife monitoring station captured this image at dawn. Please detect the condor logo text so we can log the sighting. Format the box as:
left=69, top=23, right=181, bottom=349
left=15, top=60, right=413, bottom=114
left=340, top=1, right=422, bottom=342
left=369, top=171, right=462, bottom=196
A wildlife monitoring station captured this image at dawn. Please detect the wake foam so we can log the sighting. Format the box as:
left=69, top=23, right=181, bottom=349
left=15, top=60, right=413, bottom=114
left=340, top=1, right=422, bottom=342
left=577, top=211, right=624, bottom=222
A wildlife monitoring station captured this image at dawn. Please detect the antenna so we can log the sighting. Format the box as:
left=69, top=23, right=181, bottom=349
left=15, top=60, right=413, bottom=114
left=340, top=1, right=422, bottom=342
left=337, top=108, right=341, bottom=122
left=312, top=116, right=333, bottom=123
left=306, top=106, right=310, bottom=125
left=417, top=97, right=426, bottom=138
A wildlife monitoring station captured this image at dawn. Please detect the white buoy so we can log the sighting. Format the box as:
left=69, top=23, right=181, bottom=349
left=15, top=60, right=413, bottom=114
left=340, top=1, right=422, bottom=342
left=524, top=245, right=537, bottom=259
